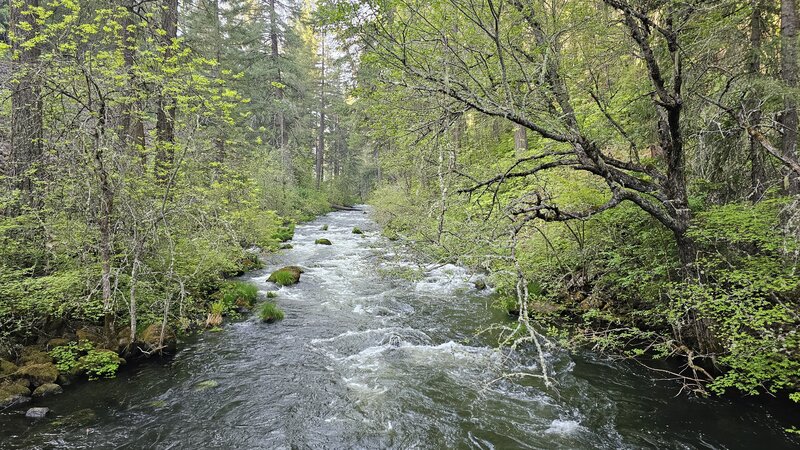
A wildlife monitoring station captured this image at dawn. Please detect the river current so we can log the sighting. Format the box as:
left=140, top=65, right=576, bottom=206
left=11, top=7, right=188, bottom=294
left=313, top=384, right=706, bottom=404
left=1, top=208, right=797, bottom=449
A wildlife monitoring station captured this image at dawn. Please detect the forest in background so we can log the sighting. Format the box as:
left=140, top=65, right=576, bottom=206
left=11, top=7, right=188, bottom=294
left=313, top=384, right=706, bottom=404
left=1, top=0, right=800, bottom=413
left=0, top=0, right=377, bottom=361
left=318, top=0, right=800, bottom=403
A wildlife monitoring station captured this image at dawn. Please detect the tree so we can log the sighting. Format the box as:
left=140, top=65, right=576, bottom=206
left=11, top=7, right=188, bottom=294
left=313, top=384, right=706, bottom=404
left=8, top=0, right=43, bottom=201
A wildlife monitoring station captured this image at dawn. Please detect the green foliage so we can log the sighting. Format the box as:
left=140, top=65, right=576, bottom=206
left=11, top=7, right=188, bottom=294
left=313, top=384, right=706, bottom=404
left=259, top=302, right=285, bottom=323
left=79, top=350, right=121, bottom=380
left=266, top=291, right=278, bottom=298
left=50, top=341, right=93, bottom=374
left=218, top=281, right=259, bottom=310
left=271, top=224, right=296, bottom=243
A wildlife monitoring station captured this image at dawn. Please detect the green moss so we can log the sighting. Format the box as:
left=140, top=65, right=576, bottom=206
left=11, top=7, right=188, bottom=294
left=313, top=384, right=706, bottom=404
left=259, top=302, right=285, bottom=323
left=315, top=238, right=332, bottom=245
left=352, top=227, right=363, bottom=234
left=15, top=363, right=59, bottom=386
left=266, top=291, right=278, bottom=298
left=0, top=359, right=18, bottom=376
left=267, top=266, right=303, bottom=286
left=321, top=224, right=329, bottom=231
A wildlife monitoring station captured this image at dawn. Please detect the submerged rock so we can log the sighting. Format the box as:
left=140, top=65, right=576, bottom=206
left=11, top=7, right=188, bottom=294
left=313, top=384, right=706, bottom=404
left=32, top=383, right=63, bottom=398
left=194, top=380, right=219, bottom=391
left=25, top=407, right=49, bottom=419
left=315, top=238, right=332, bottom=245
left=474, top=279, right=487, bottom=290
left=267, top=266, right=304, bottom=286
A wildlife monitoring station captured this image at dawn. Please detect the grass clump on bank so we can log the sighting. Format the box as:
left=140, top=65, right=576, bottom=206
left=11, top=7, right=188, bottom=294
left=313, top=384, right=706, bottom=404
left=259, top=303, right=285, bottom=323
left=220, top=281, right=258, bottom=309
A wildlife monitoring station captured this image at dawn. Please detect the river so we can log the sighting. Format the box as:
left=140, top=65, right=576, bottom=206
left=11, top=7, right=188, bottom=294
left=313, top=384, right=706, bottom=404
left=1, top=208, right=798, bottom=449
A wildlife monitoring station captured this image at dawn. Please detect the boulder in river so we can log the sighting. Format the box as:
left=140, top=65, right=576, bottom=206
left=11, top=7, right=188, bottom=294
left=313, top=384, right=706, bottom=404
left=267, top=266, right=304, bottom=286
left=352, top=227, right=364, bottom=235
left=32, top=383, right=63, bottom=398
left=25, top=407, right=49, bottom=419
left=0, top=380, right=32, bottom=407
left=315, top=238, right=332, bottom=245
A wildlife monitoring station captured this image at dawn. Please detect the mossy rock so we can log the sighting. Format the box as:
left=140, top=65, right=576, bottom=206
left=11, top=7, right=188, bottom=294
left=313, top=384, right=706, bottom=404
left=32, top=383, right=63, bottom=398
left=140, top=324, right=177, bottom=354
left=0, top=359, right=18, bottom=376
left=0, top=392, right=30, bottom=408
left=76, top=327, right=104, bottom=346
left=280, top=243, right=293, bottom=250
left=0, top=381, right=31, bottom=397
left=315, top=238, right=332, bottom=245
left=473, top=279, right=487, bottom=290
left=267, top=266, right=304, bottom=286
left=14, top=363, right=59, bottom=387
left=352, top=227, right=363, bottom=235
left=20, top=347, right=53, bottom=366
left=321, top=224, right=329, bottom=231
left=46, top=338, right=70, bottom=350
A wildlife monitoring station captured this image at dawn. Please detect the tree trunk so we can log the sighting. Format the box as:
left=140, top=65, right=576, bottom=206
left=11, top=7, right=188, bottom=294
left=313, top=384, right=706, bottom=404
left=781, top=0, right=799, bottom=192
left=120, top=1, right=146, bottom=165
left=212, top=0, right=225, bottom=166
left=514, top=123, right=527, bottom=156
left=749, top=0, right=767, bottom=200
left=316, top=34, right=326, bottom=189
left=9, top=0, right=43, bottom=203
left=270, top=0, right=291, bottom=182
left=155, top=0, right=178, bottom=180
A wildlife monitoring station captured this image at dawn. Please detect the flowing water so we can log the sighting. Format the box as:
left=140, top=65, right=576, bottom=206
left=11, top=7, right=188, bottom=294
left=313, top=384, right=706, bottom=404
left=1, top=208, right=798, bottom=449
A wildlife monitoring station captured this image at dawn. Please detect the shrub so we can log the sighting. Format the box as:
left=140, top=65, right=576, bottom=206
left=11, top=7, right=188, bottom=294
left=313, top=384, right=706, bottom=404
left=50, top=341, right=93, bottom=374
left=259, top=302, right=285, bottom=323
left=79, top=349, right=121, bottom=380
